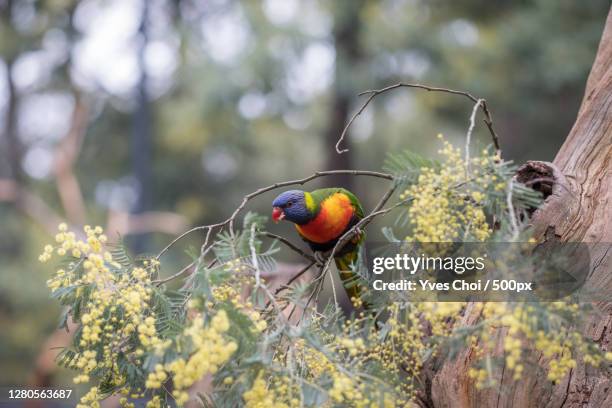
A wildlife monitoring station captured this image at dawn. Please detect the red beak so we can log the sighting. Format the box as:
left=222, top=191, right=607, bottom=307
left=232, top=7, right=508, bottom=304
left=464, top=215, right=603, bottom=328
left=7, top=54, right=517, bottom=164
left=272, top=207, right=285, bottom=223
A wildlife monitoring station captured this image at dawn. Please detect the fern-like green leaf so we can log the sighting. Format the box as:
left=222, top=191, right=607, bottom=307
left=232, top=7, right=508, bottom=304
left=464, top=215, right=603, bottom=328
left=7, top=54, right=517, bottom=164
left=383, top=149, right=439, bottom=187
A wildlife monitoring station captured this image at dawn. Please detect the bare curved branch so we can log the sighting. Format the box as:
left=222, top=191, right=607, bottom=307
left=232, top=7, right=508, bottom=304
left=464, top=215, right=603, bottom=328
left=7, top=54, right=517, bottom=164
left=336, top=82, right=501, bottom=156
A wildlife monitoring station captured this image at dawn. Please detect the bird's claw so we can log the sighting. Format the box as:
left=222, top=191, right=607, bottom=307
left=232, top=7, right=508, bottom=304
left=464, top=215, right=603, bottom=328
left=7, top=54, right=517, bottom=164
left=313, top=251, right=328, bottom=265
left=351, top=227, right=363, bottom=242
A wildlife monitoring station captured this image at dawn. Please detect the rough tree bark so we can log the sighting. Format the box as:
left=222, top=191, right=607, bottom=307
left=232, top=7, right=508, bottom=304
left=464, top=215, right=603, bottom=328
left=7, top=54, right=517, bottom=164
left=427, top=8, right=612, bottom=408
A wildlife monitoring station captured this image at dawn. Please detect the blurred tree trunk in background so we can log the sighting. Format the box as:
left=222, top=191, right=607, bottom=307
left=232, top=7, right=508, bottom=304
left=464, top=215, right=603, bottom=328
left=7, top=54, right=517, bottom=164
left=131, top=0, right=153, bottom=252
left=1, top=1, right=22, bottom=183
left=3, top=58, right=21, bottom=183
left=1, top=1, right=24, bottom=254
left=427, top=9, right=612, bottom=408
left=324, top=0, right=366, bottom=190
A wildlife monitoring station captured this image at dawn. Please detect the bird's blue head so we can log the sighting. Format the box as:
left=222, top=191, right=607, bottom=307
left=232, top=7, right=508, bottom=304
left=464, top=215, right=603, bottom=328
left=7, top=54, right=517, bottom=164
left=272, top=190, right=312, bottom=225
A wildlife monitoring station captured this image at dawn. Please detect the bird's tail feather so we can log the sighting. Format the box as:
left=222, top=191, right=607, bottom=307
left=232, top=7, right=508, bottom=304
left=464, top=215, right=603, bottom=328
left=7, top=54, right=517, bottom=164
left=335, top=247, right=370, bottom=309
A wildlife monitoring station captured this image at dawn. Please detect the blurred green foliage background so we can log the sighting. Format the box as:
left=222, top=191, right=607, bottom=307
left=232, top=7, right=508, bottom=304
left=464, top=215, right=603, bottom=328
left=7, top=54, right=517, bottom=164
left=0, top=0, right=608, bottom=390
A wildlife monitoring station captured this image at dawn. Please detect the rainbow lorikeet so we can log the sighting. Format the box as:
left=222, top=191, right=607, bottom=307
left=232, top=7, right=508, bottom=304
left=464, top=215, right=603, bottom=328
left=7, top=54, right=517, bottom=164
left=272, top=188, right=367, bottom=306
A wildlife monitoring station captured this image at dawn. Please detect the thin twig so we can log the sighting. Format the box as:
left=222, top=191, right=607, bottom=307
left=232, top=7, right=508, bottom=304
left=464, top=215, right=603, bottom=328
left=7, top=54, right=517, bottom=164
left=154, top=225, right=216, bottom=286
left=264, top=261, right=316, bottom=311
left=249, top=224, right=287, bottom=323
left=290, top=269, right=325, bottom=322
left=263, top=232, right=317, bottom=263
left=336, top=82, right=501, bottom=156
left=329, top=266, right=339, bottom=309
left=506, top=177, right=520, bottom=240
left=273, top=261, right=317, bottom=296
left=153, top=261, right=194, bottom=286
left=465, top=99, right=484, bottom=176
left=199, top=226, right=214, bottom=257
left=250, top=224, right=262, bottom=286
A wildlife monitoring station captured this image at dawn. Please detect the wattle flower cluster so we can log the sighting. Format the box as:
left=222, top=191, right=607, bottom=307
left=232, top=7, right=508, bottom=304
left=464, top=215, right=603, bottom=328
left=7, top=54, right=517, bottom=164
left=40, top=224, right=238, bottom=407
left=400, top=135, right=499, bottom=243
left=243, top=371, right=300, bottom=408
left=41, top=225, right=165, bottom=405
left=465, top=302, right=612, bottom=388
left=165, top=310, right=238, bottom=405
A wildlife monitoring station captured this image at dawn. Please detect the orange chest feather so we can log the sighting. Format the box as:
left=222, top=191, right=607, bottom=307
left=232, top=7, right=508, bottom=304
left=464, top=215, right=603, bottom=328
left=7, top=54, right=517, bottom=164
left=295, top=193, right=354, bottom=244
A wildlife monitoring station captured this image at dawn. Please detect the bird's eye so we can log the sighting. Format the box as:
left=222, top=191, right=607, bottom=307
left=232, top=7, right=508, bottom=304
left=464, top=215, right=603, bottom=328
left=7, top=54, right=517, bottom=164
left=286, top=201, right=293, bottom=208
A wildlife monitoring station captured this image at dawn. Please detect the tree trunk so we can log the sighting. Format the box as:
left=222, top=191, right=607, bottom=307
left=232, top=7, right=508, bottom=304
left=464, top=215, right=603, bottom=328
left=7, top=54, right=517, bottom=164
left=427, top=8, right=612, bottom=408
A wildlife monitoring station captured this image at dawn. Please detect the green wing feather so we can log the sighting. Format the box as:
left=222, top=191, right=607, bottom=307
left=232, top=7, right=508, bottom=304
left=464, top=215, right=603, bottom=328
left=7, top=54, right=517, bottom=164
left=309, top=188, right=365, bottom=218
